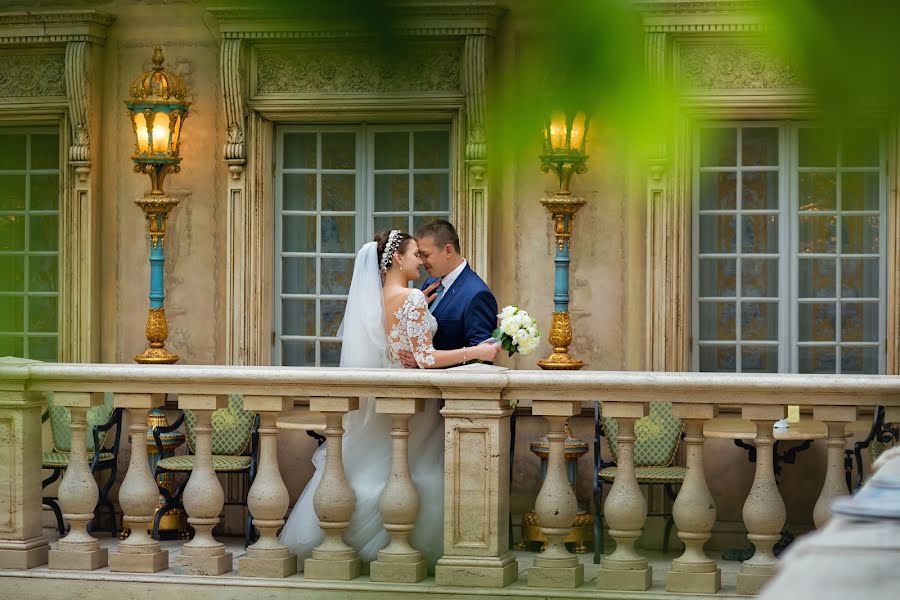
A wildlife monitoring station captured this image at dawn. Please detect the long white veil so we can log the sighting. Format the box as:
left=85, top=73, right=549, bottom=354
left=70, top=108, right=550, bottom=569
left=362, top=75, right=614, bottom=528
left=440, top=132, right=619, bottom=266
left=337, top=241, right=387, bottom=368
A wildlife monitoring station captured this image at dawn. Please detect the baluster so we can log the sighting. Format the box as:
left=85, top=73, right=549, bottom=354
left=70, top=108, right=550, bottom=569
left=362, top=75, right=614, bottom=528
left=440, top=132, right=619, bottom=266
left=667, top=404, right=720, bottom=593
left=110, top=394, right=169, bottom=573
left=597, top=402, right=651, bottom=592
left=813, top=406, right=857, bottom=528
left=48, top=392, right=108, bottom=570
left=174, top=394, right=232, bottom=576
left=303, top=397, right=361, bottom=581
left=528, top=401, right=583, bottom=588
left=239, top=396, right=297, bottom=578
left=371, top=398, right=427, bottom=583
left=737, top=406, right=786, bottom=595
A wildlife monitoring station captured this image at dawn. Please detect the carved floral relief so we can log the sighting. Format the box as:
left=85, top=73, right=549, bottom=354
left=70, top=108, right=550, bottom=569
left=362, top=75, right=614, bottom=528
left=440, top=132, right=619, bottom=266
left=0, top=54, right=66, bottom=98
left=679, top=44, right=803, bottom=90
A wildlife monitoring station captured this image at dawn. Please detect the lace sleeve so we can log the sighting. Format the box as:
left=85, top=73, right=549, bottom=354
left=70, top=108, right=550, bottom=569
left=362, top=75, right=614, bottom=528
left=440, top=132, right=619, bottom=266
left=405, top=290, right=436, bottom=368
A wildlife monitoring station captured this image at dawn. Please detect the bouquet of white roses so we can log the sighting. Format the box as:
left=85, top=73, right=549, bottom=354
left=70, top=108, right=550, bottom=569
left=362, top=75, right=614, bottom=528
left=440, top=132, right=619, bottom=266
left=491, top=306, right=541, bottom=356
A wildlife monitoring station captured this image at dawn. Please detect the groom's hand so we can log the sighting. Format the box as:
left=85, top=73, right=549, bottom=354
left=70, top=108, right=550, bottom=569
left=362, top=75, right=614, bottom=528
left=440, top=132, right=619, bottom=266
left=397, top=349, right=419, bottom=369
left=423, top=278, right=442, bottom=304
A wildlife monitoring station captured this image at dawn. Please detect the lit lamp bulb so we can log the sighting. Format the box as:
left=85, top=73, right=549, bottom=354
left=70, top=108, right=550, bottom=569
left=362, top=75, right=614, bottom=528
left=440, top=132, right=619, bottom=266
left=549, top=111, right=566, bottom=151
left=569, top=111, right=587, bottom=151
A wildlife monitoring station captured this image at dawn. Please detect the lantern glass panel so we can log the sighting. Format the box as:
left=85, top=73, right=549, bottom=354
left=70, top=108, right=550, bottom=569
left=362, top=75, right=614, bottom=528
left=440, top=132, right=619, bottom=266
left=151, top=111, right=170, bottom=154
left=570, top=111, right=587, bottom=151
left=170, top=111, right=183, bottom=154
left=549, top=111, right=566, bottom=151
left=133, top=112, right=149, bottom=153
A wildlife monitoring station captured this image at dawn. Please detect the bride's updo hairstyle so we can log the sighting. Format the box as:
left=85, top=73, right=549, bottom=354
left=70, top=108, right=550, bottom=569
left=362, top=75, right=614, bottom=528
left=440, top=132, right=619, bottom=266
left=374, top=228, right=412, bottom=273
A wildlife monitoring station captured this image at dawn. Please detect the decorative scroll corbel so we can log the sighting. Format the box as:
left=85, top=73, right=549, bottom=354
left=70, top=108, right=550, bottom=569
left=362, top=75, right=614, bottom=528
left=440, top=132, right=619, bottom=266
left=222, top=38, right=246, bottom=179
left=65, top=41, right=91, bottom=182
left=463, top=34, right=490, bottom=279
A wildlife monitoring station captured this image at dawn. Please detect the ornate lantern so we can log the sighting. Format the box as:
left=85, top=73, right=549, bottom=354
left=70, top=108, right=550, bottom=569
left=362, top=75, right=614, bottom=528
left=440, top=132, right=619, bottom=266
left=540, top=110, right=590, bottom=195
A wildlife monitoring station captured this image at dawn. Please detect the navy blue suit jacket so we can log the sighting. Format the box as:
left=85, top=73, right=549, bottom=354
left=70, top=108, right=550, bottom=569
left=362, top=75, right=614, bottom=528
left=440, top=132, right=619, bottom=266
left=423, top=265, right=498, bottom=352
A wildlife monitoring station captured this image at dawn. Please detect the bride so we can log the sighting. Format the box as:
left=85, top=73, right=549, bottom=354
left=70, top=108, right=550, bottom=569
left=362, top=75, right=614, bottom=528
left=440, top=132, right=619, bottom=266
left=279, top=229, right=500, bottom=570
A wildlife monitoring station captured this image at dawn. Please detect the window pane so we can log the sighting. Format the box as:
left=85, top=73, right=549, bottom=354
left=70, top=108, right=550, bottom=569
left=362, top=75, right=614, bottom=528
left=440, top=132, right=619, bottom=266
left=698, top=258, right=736, bottom=297
left=283, top=133, right=316, bottom=169
left=320, top=299, right=346, bottom=337
left=320, top=341, right=342, bottom=366
left=282, top=340, right=316, bottom=366
left=374, top=214, right=409, bottom=234
left=798, top=302, right=836, bottom=341
left=321, top=174, right=355, bottom=211
left=699, top=215, right=736, bottom=253
left=0, top=175, right=25, bottom=210
left=798, top=215, right=836, bottom=254
left=283, top=174, right=316, bottom=211
left=841, top=258, right=878, bottom=298
left=842, top=128, right=879, bottom=167
left=699, top=172, right=736, bottom=210
left=799, top=172, right=836, bottom=211
left=282, top=257, right=316, bottom=294
left=798, top=258, right=836, bottom=298
left=841, top=302, right=878, bottom=342
left=741, top=171, right=777, bottom=210
left=741, top=128, right=778, bottom=166
left=799, top=128, right=837, bottom=167
left=840, top=346, right=878, bottom=374
left=841, top=172, right=879, bottom=211
left=27, top=296, right=57, bottom=332
left=281, top=298, right=316, bottom=336
left=841, top=215, right=879, bottom=254
left=699, top=128, right=736, bottom=167
left=320, top=258, right=354, bottom=295
left=699, top=302, right=736, bottom=340
left=0, top=335, right=24, bottom=358
left=0, top=134, right=26, bottom=169
left=30, top=174, right=59, bottom=211
left=413, top=173, right=449, bottom=212
left=0, top=296, right=24, bottom=331
left=741, top=258, right=778, bottom=297
left=0, top=255, right=24, bottom=291
left=374, top=132, right=409, bottom=169
left=414, top=130, right=449, bottom=168
left=741, top=302, right=778, bottom=341
left=698, top=345, right=736, bottom=372
left=30, top=134, right=58, bottom=170
left=741, top=346, right=778, bottom=373
left=321, top=216, right=354, bottom=253
left=0, top=215, right=25, bottom=250
left=798, top=347, right=836, bottom=374
left=282, top=215, right=316, bottom=252
left=27, top=335, right=57, bottom=361
left=29, top=215, right=57, bottom=251
left=321, top=133, right=355, bottom=169
left=741, top=215, right=778, bottom=253
left=374, top=174, right=409, bottom=212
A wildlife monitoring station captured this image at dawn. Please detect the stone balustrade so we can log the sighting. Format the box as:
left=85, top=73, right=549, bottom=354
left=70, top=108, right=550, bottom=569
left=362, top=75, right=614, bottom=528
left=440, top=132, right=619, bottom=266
left=1, top=360, right=899, bottom=598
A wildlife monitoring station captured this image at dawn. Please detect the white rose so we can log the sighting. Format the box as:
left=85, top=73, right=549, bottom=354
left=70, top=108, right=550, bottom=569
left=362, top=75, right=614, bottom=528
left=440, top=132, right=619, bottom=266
left=499, top=306, right=517, bottom=320
left=501, top=319, right=518, bottom=337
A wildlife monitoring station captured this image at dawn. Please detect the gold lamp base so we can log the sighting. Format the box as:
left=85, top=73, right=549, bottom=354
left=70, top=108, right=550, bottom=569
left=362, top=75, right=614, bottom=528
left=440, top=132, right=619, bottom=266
left=537, top=311, right=583, bottom=370
left=537, top=353, right=584, bottom=370
left=134, top=307, right=179, bottom=364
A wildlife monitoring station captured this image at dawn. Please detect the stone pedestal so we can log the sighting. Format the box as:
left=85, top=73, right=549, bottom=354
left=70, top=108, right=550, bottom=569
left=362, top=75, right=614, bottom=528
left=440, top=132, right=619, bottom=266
left=48, top=392, right=108, bottom=571
left=813, top=406, right=857, bottom=528
left=110, top=394, right=170, bottom=573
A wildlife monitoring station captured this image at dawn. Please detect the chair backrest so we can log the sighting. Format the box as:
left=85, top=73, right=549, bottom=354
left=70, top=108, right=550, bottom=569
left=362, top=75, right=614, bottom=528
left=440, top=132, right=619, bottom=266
left=47, top=392, right=115, bottom=452
left=185, top=394, right=256, bottom=456
left=601, top=401, right=683, bottom=467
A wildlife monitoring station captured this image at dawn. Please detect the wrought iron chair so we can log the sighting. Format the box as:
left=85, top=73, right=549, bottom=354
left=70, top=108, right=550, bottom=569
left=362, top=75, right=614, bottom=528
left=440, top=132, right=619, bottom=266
left=845, top=406, right=898, bottom=491
left=42, top=392, right=123, bottom=535
left=593, top=400, right=685, bottom=563
left=151, top=395, right=260, bottom=547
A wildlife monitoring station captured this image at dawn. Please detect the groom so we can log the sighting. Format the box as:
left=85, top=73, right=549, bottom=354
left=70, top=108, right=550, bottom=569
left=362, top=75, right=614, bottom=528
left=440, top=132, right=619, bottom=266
left=398, top=219, right=498, bottom=368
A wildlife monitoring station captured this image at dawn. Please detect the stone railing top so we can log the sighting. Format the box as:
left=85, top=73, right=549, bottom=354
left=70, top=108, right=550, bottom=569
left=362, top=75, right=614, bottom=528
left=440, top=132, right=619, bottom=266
left=1, top=360, right=900, bottom=408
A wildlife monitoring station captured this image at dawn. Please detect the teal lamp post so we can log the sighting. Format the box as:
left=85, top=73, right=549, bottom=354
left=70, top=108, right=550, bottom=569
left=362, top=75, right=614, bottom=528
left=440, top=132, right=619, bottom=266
left=125, top=47, right=190, bottom=364
left=537, top=109, right=590, bottom=370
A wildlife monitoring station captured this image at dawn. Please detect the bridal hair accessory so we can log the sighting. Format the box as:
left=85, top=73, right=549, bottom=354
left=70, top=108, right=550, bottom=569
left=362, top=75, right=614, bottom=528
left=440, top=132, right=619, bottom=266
left=380, top=229, right=402, bottom=273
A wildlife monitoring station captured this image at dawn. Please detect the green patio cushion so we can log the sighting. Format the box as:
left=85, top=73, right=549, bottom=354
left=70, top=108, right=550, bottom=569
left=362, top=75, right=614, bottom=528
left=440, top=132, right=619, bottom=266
left=47, top=392, right=115, bottom=452
left=157, top=454, right=251, bottom=472
left=599, top=465, right=687, bottom=484
left=602, top=401, right=683, bottom=467
left=42, top=451, right=115, bottom=469
left=184, top=394, right=255, bottom=456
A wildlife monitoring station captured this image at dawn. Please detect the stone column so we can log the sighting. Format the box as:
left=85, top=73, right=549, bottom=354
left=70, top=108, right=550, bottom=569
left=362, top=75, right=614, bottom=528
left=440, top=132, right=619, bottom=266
left=528, top=401, right=584, bottom=588
left=48, top=392, right=108, bottom=570
left=239, top=395, right=297, bottom=578
left=173, top=394, right=232, bottom=576
left=667, top=404, right=721, bottom=593
left=435, top=392, right=518, bottom=587
left=597, top=401, right=651, bottom=591
left=0, top=361, right=50, bottom=569
left=304, top=397, right=361, bottom=581
left=737, top=405, right=787, bottom=595
left=812, top=406, right=858, bottom=528
left=371, top=398, right=427, bottom=583
left=109, top=394, right=169, bottom=573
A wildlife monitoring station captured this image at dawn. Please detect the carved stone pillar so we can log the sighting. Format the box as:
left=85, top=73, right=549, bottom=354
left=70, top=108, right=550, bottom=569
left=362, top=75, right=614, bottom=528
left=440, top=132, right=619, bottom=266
left=109, top=394, right=169, bottom=573
left=239, top=396, right=297, bottom=578
left=737, top=405, right=787, bottom=595
left=371, top=398, right=427, bottom=583
left=528, top=401, right=584, bottom=588
left=813, top=406, right=858, bottom=528
left=0, top=363, right=50, bottom=569
left=667, top=404, right=720, bottom=593
left=304, top=397, right=361, bottom=581
left=48, top=392, right=108, bottom=571
left=174, top=395, right=232, bottom=576
left=462, top=33, right=491, bottom=280
left=597, top=402, right=651, bottom=591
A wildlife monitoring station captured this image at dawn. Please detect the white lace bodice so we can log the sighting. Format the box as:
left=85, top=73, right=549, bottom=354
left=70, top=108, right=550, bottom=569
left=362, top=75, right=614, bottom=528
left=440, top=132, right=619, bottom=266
left=387, top=289, right=438, bottom=368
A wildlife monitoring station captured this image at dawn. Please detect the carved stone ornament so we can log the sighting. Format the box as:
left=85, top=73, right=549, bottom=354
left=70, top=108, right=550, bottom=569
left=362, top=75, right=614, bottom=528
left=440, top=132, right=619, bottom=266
left=679, top=43, right=803, bottom=90
left=0, top=54, right=66, bottom=98
left=255, top=44, right=462, bottom=95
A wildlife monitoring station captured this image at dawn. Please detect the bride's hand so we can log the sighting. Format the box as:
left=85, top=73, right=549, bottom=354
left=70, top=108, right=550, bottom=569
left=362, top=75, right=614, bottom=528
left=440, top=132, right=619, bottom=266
left=472, top=342, right=502, bottom=363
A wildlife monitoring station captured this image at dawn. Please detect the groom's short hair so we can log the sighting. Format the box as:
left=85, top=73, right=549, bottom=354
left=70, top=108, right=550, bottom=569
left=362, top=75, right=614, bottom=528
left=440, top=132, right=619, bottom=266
left=416, top=219, right=460, bottom=253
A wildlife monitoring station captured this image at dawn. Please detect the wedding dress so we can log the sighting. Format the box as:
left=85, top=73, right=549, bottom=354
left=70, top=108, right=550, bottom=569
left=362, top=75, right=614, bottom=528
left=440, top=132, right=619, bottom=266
left=279, top=242, right=444, bottom=570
